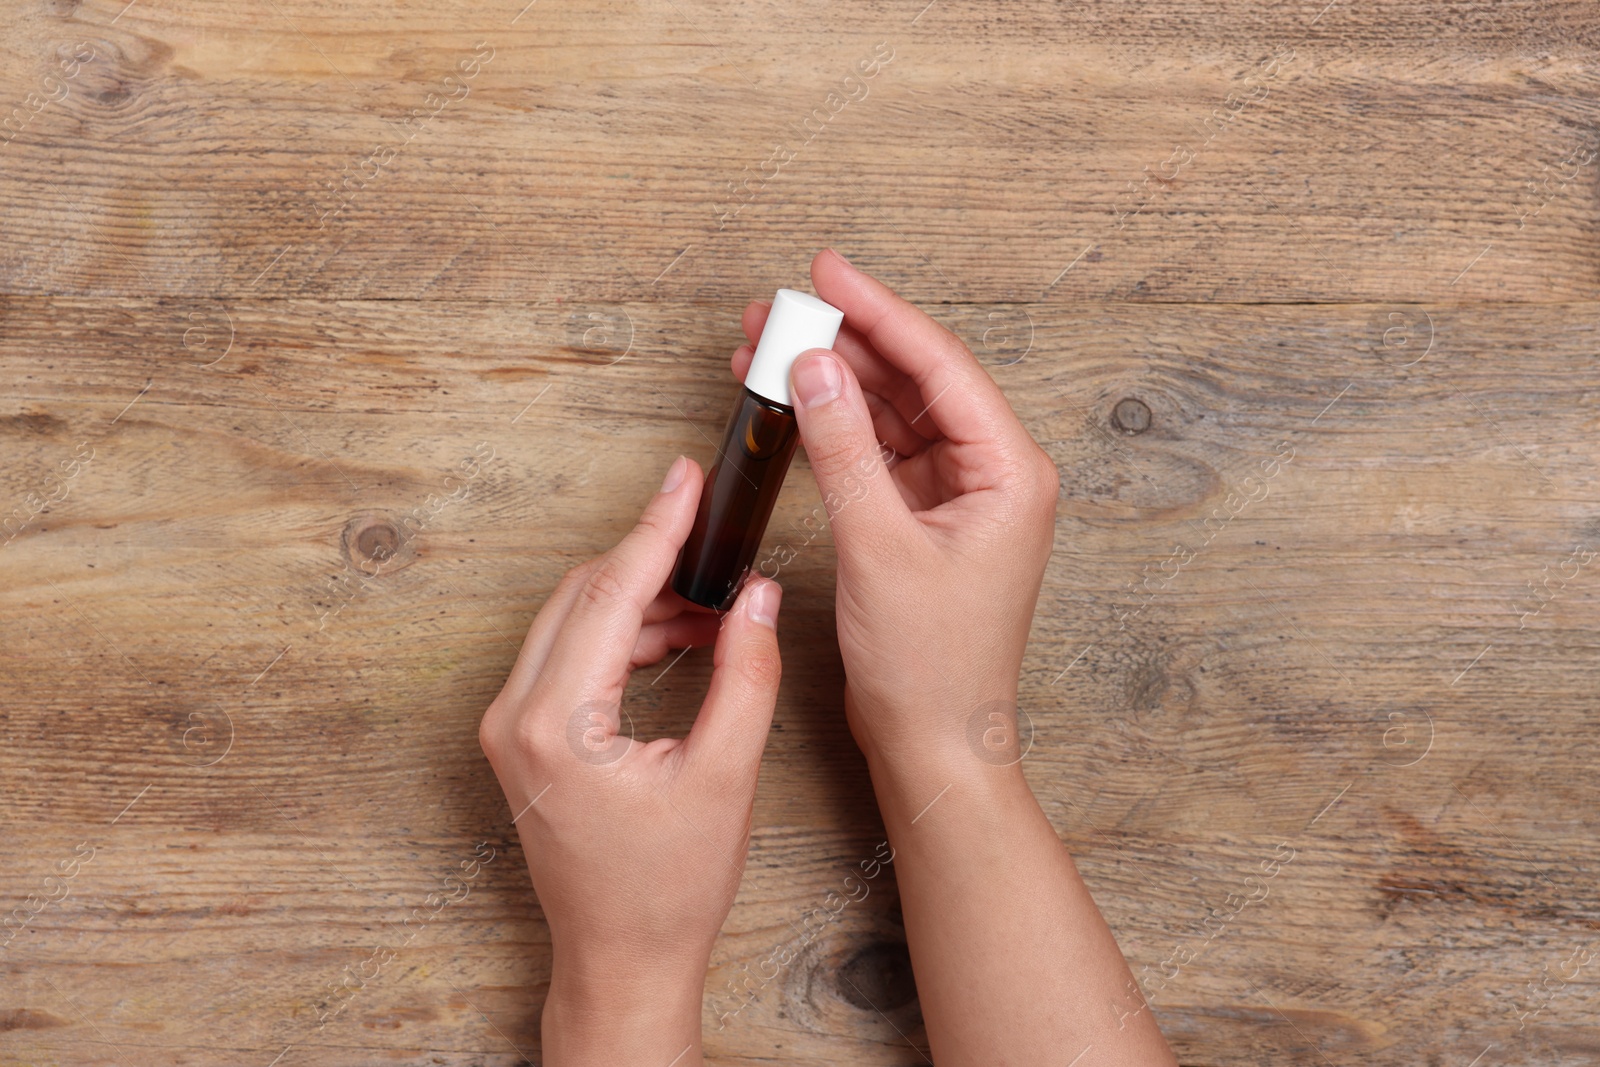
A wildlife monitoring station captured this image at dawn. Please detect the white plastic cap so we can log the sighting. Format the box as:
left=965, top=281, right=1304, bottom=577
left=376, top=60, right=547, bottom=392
left=743, top=288, right=845, bottom=408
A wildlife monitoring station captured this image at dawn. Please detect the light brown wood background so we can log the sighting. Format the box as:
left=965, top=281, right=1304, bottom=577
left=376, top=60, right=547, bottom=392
left=2, top=0, right=1597, bottom=1063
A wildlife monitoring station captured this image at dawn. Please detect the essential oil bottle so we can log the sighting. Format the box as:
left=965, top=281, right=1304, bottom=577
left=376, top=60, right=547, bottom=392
left=671, top=288, right=845, bottom=611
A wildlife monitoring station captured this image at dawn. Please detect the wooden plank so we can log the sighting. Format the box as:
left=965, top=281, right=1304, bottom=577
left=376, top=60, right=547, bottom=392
left=3, top=296, right=1597, bottom=1063
left=1, top=3, right=1598, bottom=302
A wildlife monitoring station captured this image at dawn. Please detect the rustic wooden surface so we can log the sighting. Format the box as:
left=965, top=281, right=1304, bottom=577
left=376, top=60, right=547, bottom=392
left=3, top=0, right=1598, bottom=1064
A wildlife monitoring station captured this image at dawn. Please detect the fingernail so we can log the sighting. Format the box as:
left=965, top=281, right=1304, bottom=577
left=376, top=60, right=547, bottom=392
left=792, top=352, right=842, bottom=408
left=660, top=454, right=686, bottom=493
left=827, top=247, right=853, bottom=267
left=747, top=579, right=780, bottom=628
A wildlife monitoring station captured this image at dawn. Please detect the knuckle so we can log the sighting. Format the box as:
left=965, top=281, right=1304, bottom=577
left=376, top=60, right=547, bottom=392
left=736, top=645, right=783, bottom=691
left=578, top=554, right=630, bottom=608
left=478, top=697, right=515, bottom=760
left=1031, top=450, right=1061, bottom=503
left=558, top=558, right=596, bottom=594
left=807, top=431, right=867, bottom=478
left=480, top=699, right=553, bottom=770
left=939, top=326, right=977, bottom=366
left=477, top=705, right=501, bottom=758
left=997, top=445, right=1060, bottom=512
left=633, top=505, right=672, bottom=540
left=508, top=711, right=547, bottom=762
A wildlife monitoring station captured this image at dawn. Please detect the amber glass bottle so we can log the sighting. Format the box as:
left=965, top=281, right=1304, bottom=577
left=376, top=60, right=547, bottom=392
left=671, top=388, right=799, bottom=610
left=671, top=288, right=844, bottom=611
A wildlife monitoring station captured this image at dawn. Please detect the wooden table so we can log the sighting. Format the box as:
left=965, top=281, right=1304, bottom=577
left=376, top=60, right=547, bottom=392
left=3, top=1, right=1597, bottom=1063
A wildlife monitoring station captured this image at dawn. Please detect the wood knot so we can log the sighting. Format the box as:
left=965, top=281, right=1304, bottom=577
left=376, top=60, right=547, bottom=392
left=835, top=941, right=917, bottom=1012
left=354, top=521, right=398, bottom=564
left=95, top=81, right=131, bottom=106
left=342, top=515, right=413, bottom=575
left=1111, top=397, right=1152, bottom=435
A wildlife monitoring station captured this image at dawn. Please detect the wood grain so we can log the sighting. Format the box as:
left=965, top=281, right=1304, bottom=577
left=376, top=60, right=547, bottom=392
left=3, top=0, right=1599, bottom=1064
left=1, top=1, right=1599, bottom=303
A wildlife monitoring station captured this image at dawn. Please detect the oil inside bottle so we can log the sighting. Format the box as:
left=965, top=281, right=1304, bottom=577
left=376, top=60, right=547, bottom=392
left=671, top=386, right=800, bottom=611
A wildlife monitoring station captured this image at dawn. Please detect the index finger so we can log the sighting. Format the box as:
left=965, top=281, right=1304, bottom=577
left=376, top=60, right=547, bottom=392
left=526, top=454, right=703, bottom=719
left=810, top=248, right=1033, bottom=454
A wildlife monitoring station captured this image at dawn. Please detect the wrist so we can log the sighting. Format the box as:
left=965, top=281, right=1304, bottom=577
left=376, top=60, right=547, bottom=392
left=542, top=955, right=705, bottom=1066
left=863, top=741, right=1034, bottom=834
left=849, top=690, right=1032, bottom=809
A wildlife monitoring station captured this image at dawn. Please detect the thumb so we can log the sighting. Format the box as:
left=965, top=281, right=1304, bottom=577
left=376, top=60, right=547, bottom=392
left=788, top=349, right=913, bottom=559
left=682, top=577, right=784, bottom=778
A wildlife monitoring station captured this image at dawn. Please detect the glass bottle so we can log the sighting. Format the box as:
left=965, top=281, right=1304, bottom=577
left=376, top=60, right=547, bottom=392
left=671, top=288, right=844, bottom=611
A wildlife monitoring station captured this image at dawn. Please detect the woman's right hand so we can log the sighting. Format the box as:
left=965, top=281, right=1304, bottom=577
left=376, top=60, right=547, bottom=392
left=736, top=254, right=1177, bottom=1066
left=732, top=249, right=1061, bottom=795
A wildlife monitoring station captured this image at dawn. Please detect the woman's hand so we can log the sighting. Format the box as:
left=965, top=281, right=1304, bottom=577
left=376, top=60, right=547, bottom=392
left=733, top=249, right=1059, bottom=796
left=478, top=455, right=784, bottom=1066
left=734, top=251, right=1177, bottom=1066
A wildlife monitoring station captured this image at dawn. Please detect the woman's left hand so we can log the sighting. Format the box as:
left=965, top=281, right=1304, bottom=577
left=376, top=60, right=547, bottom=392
left=478, top=454, right=785, bottom=1065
